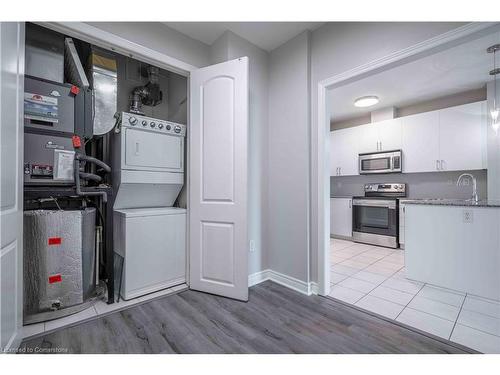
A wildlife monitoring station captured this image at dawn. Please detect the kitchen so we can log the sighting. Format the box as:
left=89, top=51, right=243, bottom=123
left=328, top=28, right=500, bottom=353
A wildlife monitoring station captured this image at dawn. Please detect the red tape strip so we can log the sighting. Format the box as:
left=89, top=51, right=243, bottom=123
left=48, top=274, right=62, bottom=284
left=48, top=237, right=62, bottom=245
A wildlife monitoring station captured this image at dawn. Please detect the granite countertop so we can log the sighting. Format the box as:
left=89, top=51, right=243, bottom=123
left=401, top=198, right=500, bottom=208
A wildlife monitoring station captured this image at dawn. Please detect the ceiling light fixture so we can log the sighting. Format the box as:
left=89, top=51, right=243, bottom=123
left=354, top=95, right=379, bottom=108
left=487, top=44, right=500, bottom=134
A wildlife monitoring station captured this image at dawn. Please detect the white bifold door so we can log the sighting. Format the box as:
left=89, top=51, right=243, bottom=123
left=189, top=57, right=249, bottom=301
left=0, top=22, right=24, bottom=351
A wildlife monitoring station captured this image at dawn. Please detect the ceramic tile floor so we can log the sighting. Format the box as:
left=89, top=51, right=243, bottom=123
left=329, top=238, right=500, bottom=353
left=22, top=283, right=188, bottom=340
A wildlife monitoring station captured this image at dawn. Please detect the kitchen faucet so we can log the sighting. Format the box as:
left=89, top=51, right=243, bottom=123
left=457, top=173, right=479, bottom=203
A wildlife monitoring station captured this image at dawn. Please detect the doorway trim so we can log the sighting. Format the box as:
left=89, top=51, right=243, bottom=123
left=315, top=22, right=500, bottom=296
left=37, top=22, right=197, bottom=75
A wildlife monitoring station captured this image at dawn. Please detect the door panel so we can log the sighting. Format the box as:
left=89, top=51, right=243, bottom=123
left=439, top=101, right=486, bottom=171
left=357, top=123, right=379, bottom=154
left=330, top=198, right=352, bottom=237
left=330, top=127, right=359, bottom=176
left=124, top=128, right=183, bottom=171
left=201, top=222, right=234, bottom=284
left=402, top=111, right=440, bottom=173
left=202, top=77, right=234, bottom=201
left=0, top=22, right=24, bottom=352
left=378, top=118, right=402, bottom=151
left=189, top=57, right=248, bottom=301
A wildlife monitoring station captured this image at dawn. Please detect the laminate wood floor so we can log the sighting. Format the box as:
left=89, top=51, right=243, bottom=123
left=20, top=281, right=471, bottom=354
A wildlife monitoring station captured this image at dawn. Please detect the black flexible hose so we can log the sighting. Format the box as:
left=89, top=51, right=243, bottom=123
left=79, top=172, right=102, bottom=183
left=73, top=154, right=110, bottom=203
left=76, top=154, right=111, bottom=173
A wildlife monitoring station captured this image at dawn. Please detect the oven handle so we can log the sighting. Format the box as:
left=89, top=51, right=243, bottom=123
left=352, top=199, right=396, bottom=209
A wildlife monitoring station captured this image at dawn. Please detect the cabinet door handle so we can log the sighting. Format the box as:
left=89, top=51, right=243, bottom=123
left=349, top=199, right=352, bottom=208
left=339, top=167, right=341, bottom=176
left=441, top=160, right=445, bottom=170
left=379, top=141, right=382, bottom=151
left=436, top=160, right=440, bottom=170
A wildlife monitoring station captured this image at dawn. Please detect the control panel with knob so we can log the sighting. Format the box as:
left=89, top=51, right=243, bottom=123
left=122, top=112, right=186, bottom=136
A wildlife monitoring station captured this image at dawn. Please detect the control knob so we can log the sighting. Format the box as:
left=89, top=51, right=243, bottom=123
left=142, top=120, right=147, bottom=127
left=150, top=122, right=156, bottom=128
left=158, top=123, right=164, bottom=129
left=128, top=116, right=138, bottom=125
left=166, top=124, right=171, bottom=131
left=174, top=125, right=181, bottom=134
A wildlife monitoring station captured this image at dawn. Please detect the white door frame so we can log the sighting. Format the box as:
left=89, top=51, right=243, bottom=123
left=315, top=22, right=500, bottom=296
left=38, top=22, right=197, bottom=76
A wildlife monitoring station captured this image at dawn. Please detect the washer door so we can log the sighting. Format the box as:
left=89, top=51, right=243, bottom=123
left=124, top=128, right=183, bottom=172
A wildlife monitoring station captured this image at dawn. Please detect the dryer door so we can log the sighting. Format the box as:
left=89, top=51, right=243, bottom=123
left=124, top=128, right=183, bottom=172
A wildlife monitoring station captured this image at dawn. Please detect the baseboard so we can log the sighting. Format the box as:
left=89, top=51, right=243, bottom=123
left=248, top=269, right=316, bottom=296
left=310, top=282, right=319, bottom=295
left=248, top=269, right=271, bottom=287
left=2, top=329, right=22, bottom=353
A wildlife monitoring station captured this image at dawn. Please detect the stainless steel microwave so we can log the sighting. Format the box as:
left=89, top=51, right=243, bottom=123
left=359, top=150, right=402, bottom=174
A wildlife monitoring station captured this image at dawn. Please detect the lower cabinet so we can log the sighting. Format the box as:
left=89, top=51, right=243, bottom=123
left=330, top=197, right=353, bottom=238
left=399, top=203, right=405, bottom=248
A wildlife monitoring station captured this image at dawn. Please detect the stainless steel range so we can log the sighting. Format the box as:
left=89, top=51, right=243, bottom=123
left=352, top=183, right=406, bottom=248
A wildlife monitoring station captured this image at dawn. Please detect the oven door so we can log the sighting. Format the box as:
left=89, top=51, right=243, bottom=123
left=352, top=199, right=398, bottom=239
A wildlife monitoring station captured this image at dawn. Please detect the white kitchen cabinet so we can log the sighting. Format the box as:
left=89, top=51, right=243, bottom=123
left=378, top=118, right=402, bottom=151
left=358, top=118, right=402, bottom=154
left=330, top=198, right=353, bottom=238
left=331, top=101, right=486, bottom=177
left=438, top=101, right=487, bottom=172
left=399, top=203, right=406, bottom=248
left=405, top=204, right=500, bottom=301
left=402, top=110, right=440, bottom=173
left=330, top=131, right=342, bottom=176
left=330, top=127, right=359, bottom=176
left=357, top=123, right=380, bottom=154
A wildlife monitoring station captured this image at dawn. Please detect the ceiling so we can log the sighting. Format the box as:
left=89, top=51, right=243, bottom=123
left=328, top=28, right=500, bottom=123
left=164, top=22, right=324, bottom=52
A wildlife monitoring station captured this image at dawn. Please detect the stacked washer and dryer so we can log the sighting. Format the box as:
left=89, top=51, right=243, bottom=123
left=112, top=112, right=187, bottom=300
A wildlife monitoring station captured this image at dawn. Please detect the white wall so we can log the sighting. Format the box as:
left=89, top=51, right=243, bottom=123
left=86, top=22, right=211, bottom=68
left=267, top=31, right=311, bottom=283
left=210, top=31, right=269, bottom=276
left=309, top=22, right=469, bottom=284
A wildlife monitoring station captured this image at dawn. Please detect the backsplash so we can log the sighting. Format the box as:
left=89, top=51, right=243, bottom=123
left=331, top=169, right=487, bottom=199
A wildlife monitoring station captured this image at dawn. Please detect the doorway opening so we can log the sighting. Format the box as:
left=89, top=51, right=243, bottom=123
left=319, top=24, right=500, bottom=353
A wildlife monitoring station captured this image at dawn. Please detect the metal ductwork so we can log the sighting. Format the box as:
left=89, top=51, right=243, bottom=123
left=129, top=66, right=163, bottom=114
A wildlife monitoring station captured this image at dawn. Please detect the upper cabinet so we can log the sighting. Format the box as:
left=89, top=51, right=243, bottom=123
left=357, top=118, right=402, bottom=154
left=330, top=127, right=359, bottom=176
left=330, top=101, right=487, bottom=177
left=378, top=118, right=402, bottom=151
left=438, top=101, right=487, bottom=172
left=402, top=111, right=440, bottom=173
left=357, top=122, right=380, bottom=153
